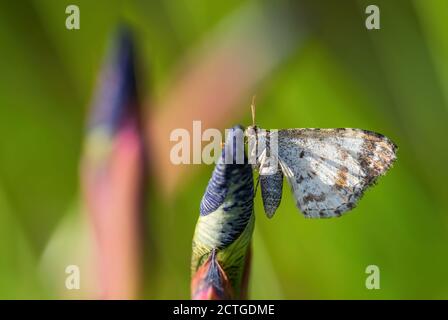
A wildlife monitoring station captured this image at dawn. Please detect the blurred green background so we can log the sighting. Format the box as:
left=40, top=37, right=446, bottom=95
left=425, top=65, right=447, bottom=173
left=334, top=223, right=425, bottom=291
left=0, top=0, right=447, bottom=299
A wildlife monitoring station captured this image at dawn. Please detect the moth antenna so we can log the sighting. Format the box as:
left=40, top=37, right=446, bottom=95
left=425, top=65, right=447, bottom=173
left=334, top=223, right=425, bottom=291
left=251, top=95, right=256, bottom=127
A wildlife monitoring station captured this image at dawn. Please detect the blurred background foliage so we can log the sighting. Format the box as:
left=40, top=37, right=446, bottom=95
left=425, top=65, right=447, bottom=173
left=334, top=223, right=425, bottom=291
left=0, top=0, right=447, bottom=299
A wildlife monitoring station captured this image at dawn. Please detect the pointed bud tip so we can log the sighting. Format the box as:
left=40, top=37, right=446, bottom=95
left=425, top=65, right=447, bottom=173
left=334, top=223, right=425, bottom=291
left=191, top=251, right=233, bottom=300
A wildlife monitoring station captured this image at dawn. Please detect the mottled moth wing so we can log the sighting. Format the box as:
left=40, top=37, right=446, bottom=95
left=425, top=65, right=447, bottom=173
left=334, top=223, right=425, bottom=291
left=260, top=171, right=283, bottom=218
left=276, top=128, right=397, bottom=218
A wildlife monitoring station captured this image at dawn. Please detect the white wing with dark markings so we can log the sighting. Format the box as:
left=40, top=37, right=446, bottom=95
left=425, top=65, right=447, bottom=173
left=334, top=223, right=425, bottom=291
left=246, top=127, right=397, bottom=218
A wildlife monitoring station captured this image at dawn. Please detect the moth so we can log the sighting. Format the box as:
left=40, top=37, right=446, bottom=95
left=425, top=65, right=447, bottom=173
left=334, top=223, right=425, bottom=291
left=244, top=98, right=398, bottom=219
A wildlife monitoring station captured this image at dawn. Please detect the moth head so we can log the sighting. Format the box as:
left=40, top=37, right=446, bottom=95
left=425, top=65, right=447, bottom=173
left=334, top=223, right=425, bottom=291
left=245, top=95, right=259, bottom=148
left=244, top=125, right=257, bottom=139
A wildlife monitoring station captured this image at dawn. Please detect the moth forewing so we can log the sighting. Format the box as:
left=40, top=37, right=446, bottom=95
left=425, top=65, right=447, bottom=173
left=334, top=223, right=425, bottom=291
left=246, top=126, right=397, bottom=219
left=275, top=128, right=397, bottom=218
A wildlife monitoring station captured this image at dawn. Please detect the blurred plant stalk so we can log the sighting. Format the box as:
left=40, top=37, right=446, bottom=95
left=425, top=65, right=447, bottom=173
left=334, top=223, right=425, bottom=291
left=81, top=28, right=146, bottom=299
left=148, top=2, right=307, bottom=196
